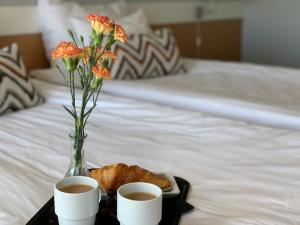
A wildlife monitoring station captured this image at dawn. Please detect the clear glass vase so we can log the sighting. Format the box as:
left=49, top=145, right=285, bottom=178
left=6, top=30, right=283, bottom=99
left=65, top=133, right=89, bottom=177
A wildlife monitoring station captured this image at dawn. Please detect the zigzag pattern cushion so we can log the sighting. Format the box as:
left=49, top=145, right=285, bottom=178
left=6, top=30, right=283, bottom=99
left=111, top=28, right=186, bottom=80
left=0, top=43, right=44, bottom=115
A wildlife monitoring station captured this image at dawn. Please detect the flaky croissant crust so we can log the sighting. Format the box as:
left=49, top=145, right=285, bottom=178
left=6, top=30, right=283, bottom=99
left=90, top=163, right=171, bottom=191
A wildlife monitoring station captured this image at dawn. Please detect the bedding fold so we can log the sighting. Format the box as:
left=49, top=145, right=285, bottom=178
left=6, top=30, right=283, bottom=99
left=101, top=59, right=300, bottom=129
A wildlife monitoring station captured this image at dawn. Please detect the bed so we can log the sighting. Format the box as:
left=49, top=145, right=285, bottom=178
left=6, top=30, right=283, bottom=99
left=1, top=79, right=300, bottom=225
left=11, top=0, right=300, bottom=130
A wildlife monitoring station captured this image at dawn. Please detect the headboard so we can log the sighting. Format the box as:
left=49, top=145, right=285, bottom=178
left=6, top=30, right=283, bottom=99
left=0, top=19, right=241, bottom=72
left=153, top=19, right=241, bottom=61
left=0, top=33, right=49, bottom=72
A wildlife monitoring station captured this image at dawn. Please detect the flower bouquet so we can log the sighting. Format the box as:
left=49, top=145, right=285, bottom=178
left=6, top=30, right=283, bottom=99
left=52, top=14, right=128, bottom=177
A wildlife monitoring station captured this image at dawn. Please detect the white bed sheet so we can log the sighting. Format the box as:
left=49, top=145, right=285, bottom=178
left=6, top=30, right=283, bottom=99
left=1, top=80, right=300, bottom=225
left=101, top=59, right=300, bottom=129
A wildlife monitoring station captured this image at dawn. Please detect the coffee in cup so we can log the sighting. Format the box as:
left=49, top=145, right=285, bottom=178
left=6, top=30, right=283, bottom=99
left=124, top=192, right=156, bottom=201
left=59, top=184, right=94, bottom=193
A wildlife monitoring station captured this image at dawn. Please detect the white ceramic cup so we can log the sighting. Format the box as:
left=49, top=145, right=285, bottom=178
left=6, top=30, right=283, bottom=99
left=54, top=176, right=100, bottom=225
left=117, top=182, right=162, bottom=225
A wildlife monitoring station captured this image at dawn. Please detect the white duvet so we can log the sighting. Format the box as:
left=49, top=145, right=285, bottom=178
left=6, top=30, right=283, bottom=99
left=100, top=59, right=300, bottom=129
left=1, top=80, right=300, bottom=225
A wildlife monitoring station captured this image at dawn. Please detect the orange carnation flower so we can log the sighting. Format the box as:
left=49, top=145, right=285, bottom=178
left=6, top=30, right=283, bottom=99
left=82, top=48, right=116, bottom=64
left=87, top=14, right=113, bottom=35
left=102, top=50, right=117, bottom=60
left=51, top=42, right=83, bottom=59
left=92, top=66, right=111, bottom=79
left=114, top=24, right=128, bottom=43
left=82, top=47, right=92, bottom=64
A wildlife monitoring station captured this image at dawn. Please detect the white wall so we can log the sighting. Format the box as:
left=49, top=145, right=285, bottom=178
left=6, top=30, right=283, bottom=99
left=242, top=0, right=300, bottom=68
left=129, top=1, right=242, bottom=24
left=0, top=0, right=242, bottom=36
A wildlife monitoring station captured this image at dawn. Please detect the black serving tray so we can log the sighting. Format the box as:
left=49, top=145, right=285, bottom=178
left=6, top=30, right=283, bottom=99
left=27, top=176, right=193, bottom=225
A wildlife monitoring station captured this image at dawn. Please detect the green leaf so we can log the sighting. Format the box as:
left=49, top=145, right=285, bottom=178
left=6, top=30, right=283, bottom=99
left=63, top=105, right=76, bottom=119
left=68, top=29, right=78, bottom=47
left=80, top=35, right=84, bottom=45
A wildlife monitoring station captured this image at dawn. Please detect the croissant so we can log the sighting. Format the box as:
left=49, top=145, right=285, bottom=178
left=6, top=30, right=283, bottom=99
left=126, top=165, right=171, bottom=189
left=89, top=163, right=129, bottom=191
left=90, top=163, right=171, bottom=192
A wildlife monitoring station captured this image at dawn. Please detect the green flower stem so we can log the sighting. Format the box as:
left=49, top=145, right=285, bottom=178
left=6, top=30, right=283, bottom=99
left=64, top=28, right=116, bottom=176
left=71, top=133, right=85, bottom=176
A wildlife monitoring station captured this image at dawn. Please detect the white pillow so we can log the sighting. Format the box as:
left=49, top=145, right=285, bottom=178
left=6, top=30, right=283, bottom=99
left=117, top=9, right=151, bottom=34
left=69, top=18, right=91, bottom=45
left=37, top=0, right=129, bottom=62
left=38, top=0, right=85, bottom=61
left=70, top=9, right=151, bottom=45
left=83, top=0, right=129, bottom=18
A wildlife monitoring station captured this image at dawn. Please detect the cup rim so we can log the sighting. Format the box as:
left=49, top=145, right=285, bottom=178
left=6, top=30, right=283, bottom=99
left=117, top=182, right=162, bottom=203
left=55, top=176, right=99, bottom=196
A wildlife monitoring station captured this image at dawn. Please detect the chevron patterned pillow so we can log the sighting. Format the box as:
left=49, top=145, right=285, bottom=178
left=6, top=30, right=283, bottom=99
left=111, top=28, right=186, bottom=80
left=0, top=43, right=44, bottom=115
